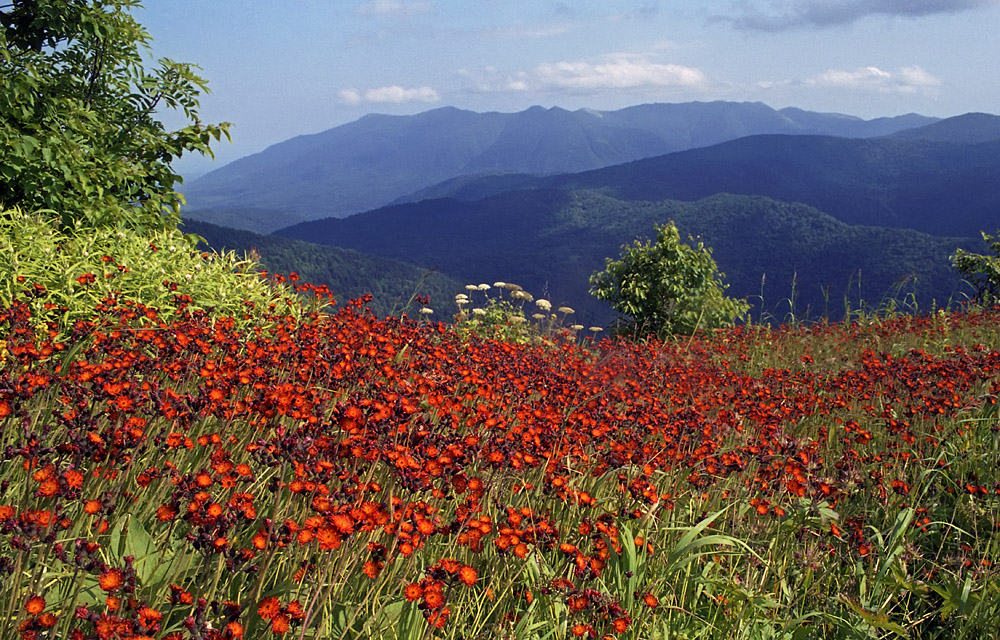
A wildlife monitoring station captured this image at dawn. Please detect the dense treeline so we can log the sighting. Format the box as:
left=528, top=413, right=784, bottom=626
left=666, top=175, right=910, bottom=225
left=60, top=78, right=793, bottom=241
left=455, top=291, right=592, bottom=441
left=183, top=219, right=464, bottom=317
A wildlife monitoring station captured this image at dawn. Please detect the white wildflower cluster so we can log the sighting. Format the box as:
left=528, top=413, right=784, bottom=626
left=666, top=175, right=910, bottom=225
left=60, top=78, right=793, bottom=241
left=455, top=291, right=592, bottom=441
left=446, top=280, right=595, bottom=344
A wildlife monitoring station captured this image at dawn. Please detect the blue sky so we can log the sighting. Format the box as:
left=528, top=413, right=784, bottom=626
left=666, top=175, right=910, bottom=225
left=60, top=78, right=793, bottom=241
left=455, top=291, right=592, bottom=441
left=137, top=0, right=1000, bottom=177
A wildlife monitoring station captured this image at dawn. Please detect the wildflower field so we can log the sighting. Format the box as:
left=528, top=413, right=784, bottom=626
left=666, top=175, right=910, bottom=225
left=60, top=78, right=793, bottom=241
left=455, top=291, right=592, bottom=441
left=2, top=278, right=1000, bottom=639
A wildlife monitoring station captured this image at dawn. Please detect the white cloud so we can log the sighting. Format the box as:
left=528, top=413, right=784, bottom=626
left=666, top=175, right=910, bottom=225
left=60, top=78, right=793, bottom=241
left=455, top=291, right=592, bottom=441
left=463, top=54, right=708, bottom=96
left=357, top=0, right=432, bottom=18
left=534, top=55, right=708, bottom=92
left=338, top=85, right=441, bottom=104
left=899, top=65, right=943, bottom=89
left=338, top=89, right=363, bottom=105
left=803, top=65, right=941, bottom=94
left=715, top=0, right=997, bottom=31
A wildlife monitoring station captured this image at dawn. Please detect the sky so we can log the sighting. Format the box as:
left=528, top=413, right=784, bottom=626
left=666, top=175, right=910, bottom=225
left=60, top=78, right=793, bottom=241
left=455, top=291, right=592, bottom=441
left=137, top=0, right=1000, bottom=178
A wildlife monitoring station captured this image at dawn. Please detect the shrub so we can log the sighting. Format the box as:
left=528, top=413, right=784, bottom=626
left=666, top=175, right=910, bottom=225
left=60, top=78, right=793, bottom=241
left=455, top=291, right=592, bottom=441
left=589, top=221, right=749, bottom=339
left=1, top=209, right=300, bottom=331
left=952, top=230, right=1000, bottom=306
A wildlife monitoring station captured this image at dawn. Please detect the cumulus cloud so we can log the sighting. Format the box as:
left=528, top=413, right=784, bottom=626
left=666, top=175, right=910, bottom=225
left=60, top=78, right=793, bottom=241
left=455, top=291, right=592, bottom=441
left=461, top=53, right=709, bottom=97
left=800, top=65, right=941, bottom=94
left=715, top=0, right=997, bottom=31
left=357, top=0, right=432, bottom=18
left=534, top=56, right=707, bottom=91
left=338, top=85, right=440, bottom=104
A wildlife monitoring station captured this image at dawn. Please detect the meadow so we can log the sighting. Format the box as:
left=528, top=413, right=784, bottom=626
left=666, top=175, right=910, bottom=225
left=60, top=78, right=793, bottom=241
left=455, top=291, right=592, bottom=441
left=2, top=262, right=999, bottom=639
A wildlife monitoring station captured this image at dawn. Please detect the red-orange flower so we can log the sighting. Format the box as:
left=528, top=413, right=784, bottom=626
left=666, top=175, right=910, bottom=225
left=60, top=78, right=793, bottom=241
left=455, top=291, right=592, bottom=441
left=458, top=565, right=477, bottom=587
left=427, top=606, right=450, bottom=629
left=404, top=583, right=423, bottom=601
left=138, top=606, right=162, bottom=627
left=270, top=613, right=290, bottom=634
left=25, top=595, right=45, bottom=615
left=156, top=504, right=177, bottom=521
left=423, top=585, right=445, bottom=609
left=257, top=596, right=281, bottom=621
left=98, top=569, right=123, bottom=592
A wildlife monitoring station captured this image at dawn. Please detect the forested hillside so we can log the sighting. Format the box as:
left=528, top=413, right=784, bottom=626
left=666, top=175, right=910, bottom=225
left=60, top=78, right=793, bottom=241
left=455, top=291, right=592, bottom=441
left=183, top=219, right=464, bottom=316
left=275, top=191, right=980, bottom=324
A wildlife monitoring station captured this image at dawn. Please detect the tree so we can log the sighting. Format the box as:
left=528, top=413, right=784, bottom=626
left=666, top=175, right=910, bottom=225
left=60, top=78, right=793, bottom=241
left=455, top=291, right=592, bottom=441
left=952, top=231, right=1000, bottom=306
left=1, top=0, right=229, bottom=231
left=589, top=222, right=749, bottom=338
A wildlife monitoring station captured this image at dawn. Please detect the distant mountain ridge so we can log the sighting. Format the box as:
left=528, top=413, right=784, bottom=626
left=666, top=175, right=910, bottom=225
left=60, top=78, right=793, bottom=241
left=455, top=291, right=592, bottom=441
left=181, top=101, right=939, bottom=232
left=397, top=132, right=1000, bottom=237
left=886, top=112, right=1000, bottom=143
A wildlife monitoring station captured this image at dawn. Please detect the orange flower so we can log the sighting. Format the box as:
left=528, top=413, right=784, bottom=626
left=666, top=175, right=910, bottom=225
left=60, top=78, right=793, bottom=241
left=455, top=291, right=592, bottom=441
left=427, top=606, right=450, bottom=629
left=643, top=592, right=659, bottom=608
left=285, top=601, right=306, bottom=620
left=458, top=565, right=477, bottom=587
left=439, top=558, right=461, bottom=574
left=138, top=606, right=162, bottom=627
left=316, top=526, right=341, bottom=550
left=362, top=560, right=381, bottom=578
left=330, top=513, right=354, bottom=535
left=98, top=569, right=123, bottom=592
left=25, top=595, right=45, bottom=615
left=270, top=613, right=290, bottom=635
left=37, top=612, right=57, bottom=628
left=423, top=585, right=445, bottom=609
left=257, top=596, right=281, bottom=621
left=64, top=469, right=84, bottom=489
left=38, top=479, right=58, bottom=497
left=403, top=583, right=423, bottom=601
left=156, top=504, right=178, bottom=521
left=227, top=621, right=245, bottom=638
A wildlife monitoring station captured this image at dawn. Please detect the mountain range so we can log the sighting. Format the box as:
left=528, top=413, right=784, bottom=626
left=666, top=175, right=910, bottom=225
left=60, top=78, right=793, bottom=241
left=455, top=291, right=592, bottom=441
left=181, top=101, right=939, bottom=232
left=179, top=102, right=1000, bottom=327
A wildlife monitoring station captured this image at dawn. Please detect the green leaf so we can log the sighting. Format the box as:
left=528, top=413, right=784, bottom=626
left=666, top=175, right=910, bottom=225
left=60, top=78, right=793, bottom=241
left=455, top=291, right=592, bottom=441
left=839, top=595, right=908, bottom=637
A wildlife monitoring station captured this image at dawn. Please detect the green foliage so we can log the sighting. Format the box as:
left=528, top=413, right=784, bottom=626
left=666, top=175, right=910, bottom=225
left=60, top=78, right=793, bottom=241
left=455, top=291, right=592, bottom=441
left=952, top=231, right=1000, bottom=305
left=182, top=218, right=464, bottom=318
left=589, top=221, right=749, bottom=338
left=0, top=0, right=230, bottom=231
left=1, top=209, right=299, bottom=331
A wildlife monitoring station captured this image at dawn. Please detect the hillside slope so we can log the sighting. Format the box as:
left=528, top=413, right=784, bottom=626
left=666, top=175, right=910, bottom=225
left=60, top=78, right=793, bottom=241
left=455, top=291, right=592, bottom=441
left=182, top=219, right=464, bottom=317
left=274, top=191, right=979, bottom=325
